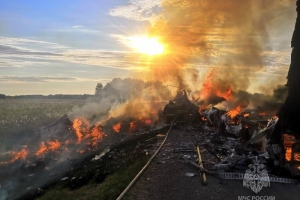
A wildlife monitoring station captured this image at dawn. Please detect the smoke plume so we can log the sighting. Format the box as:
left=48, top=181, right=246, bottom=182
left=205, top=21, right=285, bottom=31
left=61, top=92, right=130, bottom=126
left=140, top=0, right=294, bottom=101
left=68, top=78, right=171, bottom=125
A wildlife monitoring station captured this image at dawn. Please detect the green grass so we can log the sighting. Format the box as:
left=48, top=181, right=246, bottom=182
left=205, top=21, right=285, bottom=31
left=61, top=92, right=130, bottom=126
left=0, top=99, right=85, bottom=137
left=37, top=156, right=149, bottom=200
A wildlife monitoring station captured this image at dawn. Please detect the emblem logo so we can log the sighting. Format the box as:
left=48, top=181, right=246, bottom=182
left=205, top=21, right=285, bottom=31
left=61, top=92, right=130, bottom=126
left=243, top=157, right=270, bottom=194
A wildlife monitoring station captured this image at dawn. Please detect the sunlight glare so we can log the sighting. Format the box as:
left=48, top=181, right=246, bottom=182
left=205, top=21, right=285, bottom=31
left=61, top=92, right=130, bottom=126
left=129, top=36, right=164, bottom=56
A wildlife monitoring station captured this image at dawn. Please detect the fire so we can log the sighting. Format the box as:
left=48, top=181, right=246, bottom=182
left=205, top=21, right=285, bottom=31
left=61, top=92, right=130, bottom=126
left=243, top=113, right=250, bottom=118
left=129, top=121, right=137, bottom=133
left=286, top=148, right=292, bottom=161
left=283, top=134, right=296, bottom=162
left=48, top=140, right=61, bottom=151
left=216, top=88, right=232, bottom=100
left=198, top=105, right=208, bottom=113
left=0, top=148, right=28, bottom=165
left=259, top=112, right=266, bottom=116
left=226, top=106, right=242, bottom=119
left=194, top=69, right=233, bottom=102
left=36, top=142, right=47, bottom=156
left=113, top=123, right=122, bottom=133
left=84, top=126, right=105, bottom=146
left=88, top=127, right=105, bottom=139
left=145, top=119, right=152, bottom=124
left=72, top=118, right=106, bottom=146
left=200, top=70, right=214, bottom=99
left=294, top=153, right=300, bottom=162
left=36, top=140, right=61, bottom=156
left=73, top=118, right=84, bottom=142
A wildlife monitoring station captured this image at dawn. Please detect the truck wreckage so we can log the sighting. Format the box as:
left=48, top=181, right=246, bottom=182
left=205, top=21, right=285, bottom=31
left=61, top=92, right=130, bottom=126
left=162, top=89, right=300, bottom=179
left=2, top=2, right=300, bottom=200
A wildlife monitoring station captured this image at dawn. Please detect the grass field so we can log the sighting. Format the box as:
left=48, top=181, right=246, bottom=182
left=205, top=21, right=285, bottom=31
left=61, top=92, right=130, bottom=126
left=0, top=99, right=85, bottom=137
left=0, top=98, right=162, bottom=200
left=36, top=156, right=149, bottom=200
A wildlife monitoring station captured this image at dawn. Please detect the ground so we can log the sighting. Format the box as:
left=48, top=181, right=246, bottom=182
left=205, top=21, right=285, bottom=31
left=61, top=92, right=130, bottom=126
left=124, top=124, right=300, bottom=200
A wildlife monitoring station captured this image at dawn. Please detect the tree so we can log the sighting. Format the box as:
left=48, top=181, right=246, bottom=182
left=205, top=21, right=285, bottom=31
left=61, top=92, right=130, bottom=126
left=0, top=94, right=6, bottom=99
left=95, top=83, right=103, bottom=95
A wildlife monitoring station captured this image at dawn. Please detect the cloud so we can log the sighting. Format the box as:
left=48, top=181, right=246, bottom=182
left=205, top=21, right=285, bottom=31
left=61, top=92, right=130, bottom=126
left=0, top=58, right=50, bottom=68
left=0, top=36, right=146, bottom=70
left=0, top=75, right=108, bottom=83
left=0, top=36, right=68, bottom=50
left=0, top=35, right=290, bottom=75
left=56, top=25, right=102, bottom=34
left=72, top=25, right=84, bottom=29
left=109, top=0, right=162, bottom=22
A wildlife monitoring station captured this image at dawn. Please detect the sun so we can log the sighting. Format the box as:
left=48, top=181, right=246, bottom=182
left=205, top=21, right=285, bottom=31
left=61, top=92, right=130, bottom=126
left=128, top=36, right=164, bottom=56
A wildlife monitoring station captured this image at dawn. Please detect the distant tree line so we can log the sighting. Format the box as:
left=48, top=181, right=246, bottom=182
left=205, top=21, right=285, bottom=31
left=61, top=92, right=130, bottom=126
left=0, top=94, right=93, bottom=100
left=0, top=78, right=171, bottom=101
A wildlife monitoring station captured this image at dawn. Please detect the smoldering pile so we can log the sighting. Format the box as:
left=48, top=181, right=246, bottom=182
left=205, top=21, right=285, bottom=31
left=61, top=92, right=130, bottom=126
left=0, top=78, right=172, bottom=200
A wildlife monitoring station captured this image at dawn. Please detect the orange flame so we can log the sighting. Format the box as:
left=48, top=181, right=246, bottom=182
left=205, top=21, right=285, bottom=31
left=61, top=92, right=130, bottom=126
left=83, top=126, right=106, bottom=147
left=36, top=140, right=61, bottom=156
left=226, top=106, right=242, bottom=119
left=48, top=140, right=61, bottom=151
left=286, top=148, right=292, bottom=161
left=113, top=123, right=122, bottom=133
left=36, top=142, right=47, bottom=156
left=216, top=88, right=232, bottom=100
left=283, top=134, right=296, bottom=162
left=129, top=121, right=137, bottom=133
left=198, top=105, right=208, bottom=113
left=72, top=118, right=105, bottom=145
left=0, top=148, right=29, bottom=165
left=200, top=70, right=214, bottom=99
left=294, top=153, right=300, bottom=162
left=145, top=119, right=152, bottom=124
left=83, top=126, right=105, bottom=140
left=243, top=113, right=250, bottom=118
left=73, top=118, right=85, bottom=142
left=259, top=112, right=266, bottom=116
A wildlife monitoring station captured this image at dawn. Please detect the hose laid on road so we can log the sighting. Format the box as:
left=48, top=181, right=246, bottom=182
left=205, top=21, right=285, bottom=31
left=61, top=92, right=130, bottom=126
left=116, top=113, right=181, bottom=200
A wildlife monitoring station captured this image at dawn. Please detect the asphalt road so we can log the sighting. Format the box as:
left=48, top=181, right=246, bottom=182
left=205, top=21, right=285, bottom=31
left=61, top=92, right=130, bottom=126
left=124, top=125, right=300, bottom=200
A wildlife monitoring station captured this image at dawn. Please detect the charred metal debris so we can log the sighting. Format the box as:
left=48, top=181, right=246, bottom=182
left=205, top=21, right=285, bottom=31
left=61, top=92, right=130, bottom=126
left=162, top=90, right=300, bottom=184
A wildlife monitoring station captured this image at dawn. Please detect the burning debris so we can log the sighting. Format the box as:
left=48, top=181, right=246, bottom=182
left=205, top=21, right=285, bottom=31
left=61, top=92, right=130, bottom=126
left=0, top=76, right=295, bottom=200
left=0, top=79, right=174, bottom=200
left=163, top=90, right=200, bottom=123
left=1, top=0, right=300, bottom=198
left=0, top=111, right=169, bottom=200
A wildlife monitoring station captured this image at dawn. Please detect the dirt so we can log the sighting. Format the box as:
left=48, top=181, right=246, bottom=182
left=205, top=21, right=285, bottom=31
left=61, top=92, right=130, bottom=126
left=125, top=124, right=300, bottom=200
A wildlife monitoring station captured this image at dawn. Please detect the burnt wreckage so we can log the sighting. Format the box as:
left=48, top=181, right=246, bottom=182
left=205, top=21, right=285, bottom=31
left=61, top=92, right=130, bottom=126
left=163, top=1, right=300, bottom=177
left=163, top=90, right=200, bottom=123
left=2, top=3, right=300, bottom=200
left=269, top=0, right=300, bottom=175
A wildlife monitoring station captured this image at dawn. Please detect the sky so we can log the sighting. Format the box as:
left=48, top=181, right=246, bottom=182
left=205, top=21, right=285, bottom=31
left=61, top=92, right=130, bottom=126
left=0, top=0, right=296, bottom=95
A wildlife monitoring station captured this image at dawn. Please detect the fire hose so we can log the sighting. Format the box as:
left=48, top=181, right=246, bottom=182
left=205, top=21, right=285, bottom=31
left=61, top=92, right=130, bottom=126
left=116, top=111, right=183, bottom=200
left=117, top=113, right=296, bottom=200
